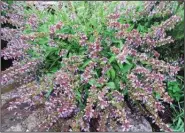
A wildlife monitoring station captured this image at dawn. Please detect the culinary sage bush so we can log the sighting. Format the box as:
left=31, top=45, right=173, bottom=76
left=1, top=1, right=184, bottom=132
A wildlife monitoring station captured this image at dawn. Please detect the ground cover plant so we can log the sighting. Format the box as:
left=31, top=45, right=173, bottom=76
left=1, top=1, right=184, bottom=132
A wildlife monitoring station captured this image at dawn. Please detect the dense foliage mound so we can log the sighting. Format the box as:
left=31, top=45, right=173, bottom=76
left=1, top=1, right=184, bottom=132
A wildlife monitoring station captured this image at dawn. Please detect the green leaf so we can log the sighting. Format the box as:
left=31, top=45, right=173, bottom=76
left=114, top=78, right=120, bottom=89
left=106, top=70, right=111, bottom=79
left=38, top=24, right=49, bottom=32
left=177, top=124, right=184, bottom=132
left=88, top=79, right=96, bottom=86
left=75, top=89, right=82, bottom=101
left=118, top=63, right=124, bottom=70
left=109, top=55, right=116, bottom=63
left=168, top=86, right=173, bottom=91
left=45, top=88, right=53, bottom=98
left=126, top=55, right=133, bottom=61
left=37, top=37, right=49, bottom=45
left=155, top=92, right=161, bottom=100
left=61, top=26, right=74, bottom=34
left=81, top=59, right=91, bottom=69
left=6, top=0, right=14, bottom=5
left=125, top=60, right=131, bottom=64
left=107, top=82, right=116, bottom=89
left=176, top=118, right=183, bottom=129
left=74, top=89, right=85, bottom=109
left=51, top=14, right=55, bottom=24
left=50, top=67, right=59, bottom=73
left=120, top=62, right=133, bottom=74
left=141, top=60, right=150, bottom=65
left=175, top=96, right=180, bottom=102
left=172, top=86, right=181, bottom=93
left=110, top=68, right=116, bottom=80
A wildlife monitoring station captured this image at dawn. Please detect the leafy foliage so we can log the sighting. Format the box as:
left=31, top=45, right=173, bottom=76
left=1, top=1, right=184, bottom=132
left=169, top=75, right=184, bottom=132
left=167, top=80, right=183, bottom=102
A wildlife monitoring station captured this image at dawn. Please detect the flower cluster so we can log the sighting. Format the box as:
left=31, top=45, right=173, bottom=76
left=88, top=38, right=103, bottom=59
left=1, top=16, right=21, bottom=27
left=1, top=39, right=30, bottom=60
left=107, top=21, right=121, bottom=30
left=97, top=87, right=109, bottom=109
left=55, top=71, right=74, bottom=98
left=28, top=14, right=39, bottom=30
left=0, top=1, right=8, bottom=11
left=110, top=46, right=120, bottom=54
left=117, top=45, right=130, bottom=64
left=107, top=13, right=120, bottom=20
left=84, top=97, right=96, bottom=122
left=49, top=21, right=63, bottom=34
left=79, top=33, right=88, bottom=46
left=1, top=60, right=41, bottom=86
left=141, top=1, right=157, bottom=16
left=150, top=1, right=174, bottom=17
left=20, top=32, right=47, bottom=41
left=81, top=61, right=96, bottom=83
left=1, top=28, right=21, bottom=41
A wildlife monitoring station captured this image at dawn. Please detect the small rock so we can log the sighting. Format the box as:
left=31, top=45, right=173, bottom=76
left=107, top=105, right=152, bottom=132
left=128, top=116, right=152, bottom=132
left=24, top=114, right=38, bottom=130
left=5, top=124, right=23, bottom=132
